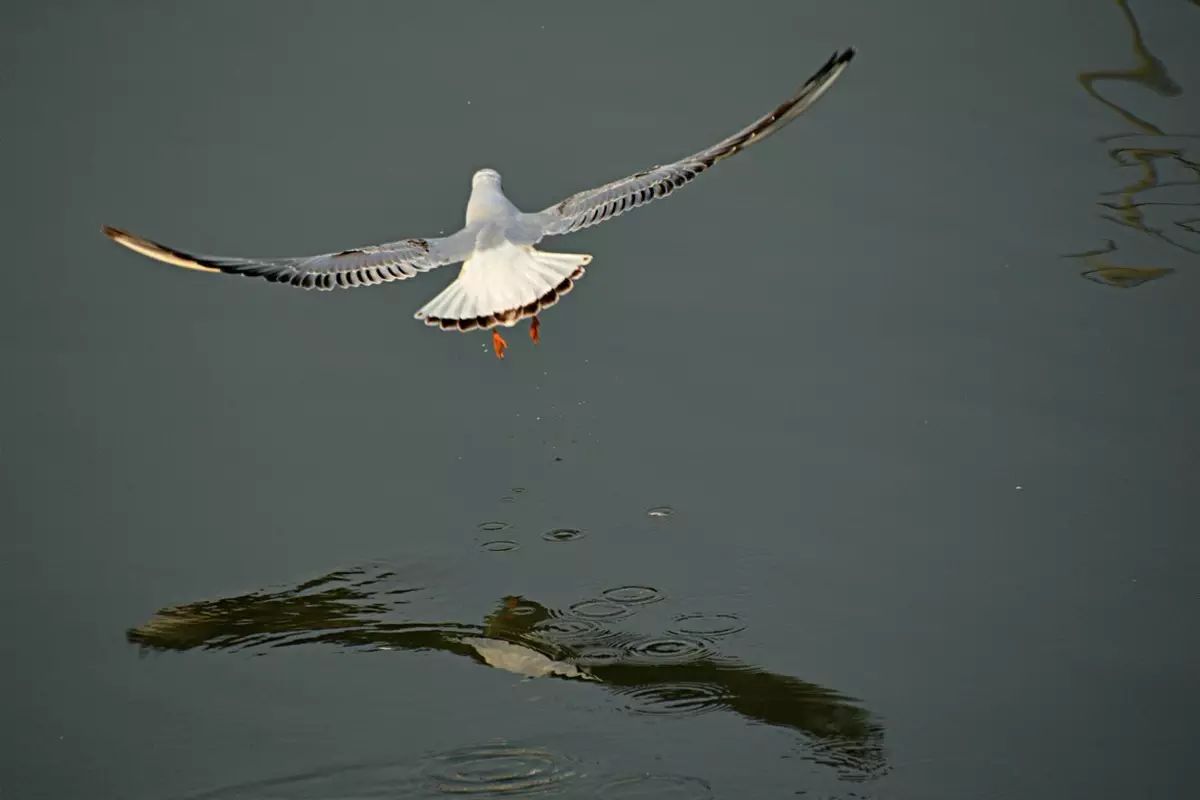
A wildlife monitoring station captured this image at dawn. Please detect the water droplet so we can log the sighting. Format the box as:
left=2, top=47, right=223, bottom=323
left=568, top=599, right=634, bottom=620
left=478, top=521, right=511, bottom=532
left=646, top=506, right=673, bottom=518
left=669, top=612, right=745, bottom=638
left=421, top=743, right=577, bottom=796
left=596, top=773, right=713, bottom=799
left=499, top=496, right=515, bottom=503
left=542, top=528, right=585, bottom=543
left=481, top=540, right=519, bottom=553
left=512, top=487, right=527, bottom=494
left=601, top=586, right=664, bottom=605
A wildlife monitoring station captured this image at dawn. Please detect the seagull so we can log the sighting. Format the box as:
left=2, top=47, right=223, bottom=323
left=104, top=48, right=855, bottom=359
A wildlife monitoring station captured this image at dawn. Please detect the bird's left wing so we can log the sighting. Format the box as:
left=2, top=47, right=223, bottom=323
left=102, top=225, right=477, bottom=291
left=520, top=48, right=855, bottom=240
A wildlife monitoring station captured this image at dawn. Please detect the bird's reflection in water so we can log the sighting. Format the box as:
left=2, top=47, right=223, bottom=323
left=1067, top=0, right=1199, bottom=286
left=129, top=565, right=887, bottom=781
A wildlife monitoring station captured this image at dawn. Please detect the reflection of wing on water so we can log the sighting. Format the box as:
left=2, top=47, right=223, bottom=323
left=127, top=567, right=887, bottom=780
left=460, top=637, right=599, bottom=681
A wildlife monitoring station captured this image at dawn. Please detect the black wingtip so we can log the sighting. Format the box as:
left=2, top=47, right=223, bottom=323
left=811, top=48, right=856, bottom=82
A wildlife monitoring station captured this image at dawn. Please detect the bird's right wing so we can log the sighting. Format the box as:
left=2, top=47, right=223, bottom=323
left=521, top=48, right=855, bottom=240
left=102, top=224, right=478, bottom=291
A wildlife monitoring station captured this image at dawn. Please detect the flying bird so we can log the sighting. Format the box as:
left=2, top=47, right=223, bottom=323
left=104, top=49, right=855, bottom=359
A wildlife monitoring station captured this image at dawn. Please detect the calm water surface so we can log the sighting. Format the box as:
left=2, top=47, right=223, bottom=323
left=3, top=2, right=1198, bottom=798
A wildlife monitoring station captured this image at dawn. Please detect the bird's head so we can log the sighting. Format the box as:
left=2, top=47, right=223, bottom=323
left=472, top=168, right=502, bottom=188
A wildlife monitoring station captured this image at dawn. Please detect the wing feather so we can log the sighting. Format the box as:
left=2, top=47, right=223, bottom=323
left=102, top=225, right=476, bottom=291
left=525, top=49, right=855, bottom=238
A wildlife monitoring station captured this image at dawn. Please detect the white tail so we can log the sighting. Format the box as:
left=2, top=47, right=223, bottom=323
left=415, top=241, right=591, bottom=331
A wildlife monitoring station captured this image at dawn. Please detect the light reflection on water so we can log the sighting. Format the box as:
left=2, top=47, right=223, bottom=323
left=1067, top=0, right=1199, bottom=286
left=129, top=564, right=888, bottom=783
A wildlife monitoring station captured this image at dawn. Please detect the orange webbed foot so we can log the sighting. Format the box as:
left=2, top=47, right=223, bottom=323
left=491, top=329, right=508, bottom=359
left=530, top=316, right=540, bottom=345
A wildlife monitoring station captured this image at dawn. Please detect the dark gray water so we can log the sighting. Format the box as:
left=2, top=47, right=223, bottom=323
left=3, top=2, right=1198, bottom=798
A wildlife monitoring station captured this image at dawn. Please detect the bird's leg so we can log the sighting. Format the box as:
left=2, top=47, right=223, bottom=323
left=491, top=329, right=508, bottom=360
left=529, top=316, right=541, bottom=345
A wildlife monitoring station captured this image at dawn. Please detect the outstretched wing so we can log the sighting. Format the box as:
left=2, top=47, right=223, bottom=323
left=525, top=49, right=855, bottom=238
left=102, top=225, right=477, bottom=291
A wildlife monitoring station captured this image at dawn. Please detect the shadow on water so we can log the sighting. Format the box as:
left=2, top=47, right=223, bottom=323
left=1066, top=0, right=1199, bottom=286
left=129, top=565, right=888, bottom=787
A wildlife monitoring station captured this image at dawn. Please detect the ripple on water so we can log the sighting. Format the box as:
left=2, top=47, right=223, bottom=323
left=505, top=603, right=538, bottom=617
left=481, top=540, right=519, bottom=553
left=619, top=682, right=732, bottom=718
left=572, top=645, right=628, bottom=666
left=478, top=521, right=511, bottom=532
left=420, top=743, right=577, bottom=796
left=180, top=743, right=577, bottom=799
left=541, top=528, right=585, bottom=543
left=596, top=774, right=713, bottom=800
left=530, top=616, right=607, bottom=643
left=645, top=506, right=674, bottom=518
left=601, top=586, right=664, bottom=606
left=623, top=636, right=715, bottom=664
left=668, top=612, right=745, bottom=638
left=568, top=599, right=634, bottom=621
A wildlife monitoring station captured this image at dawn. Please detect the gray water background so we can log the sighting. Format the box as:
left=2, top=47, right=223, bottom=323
left=3, top=2, right=1198, bottom=798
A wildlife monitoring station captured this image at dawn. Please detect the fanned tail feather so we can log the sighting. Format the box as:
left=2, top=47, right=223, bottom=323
left=415, top=242, right=591, bottom=331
